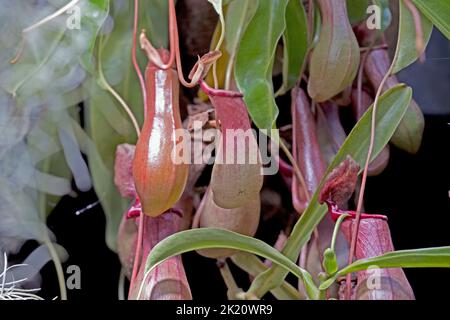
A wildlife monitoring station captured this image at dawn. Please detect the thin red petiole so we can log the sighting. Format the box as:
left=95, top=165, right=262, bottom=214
left=128, top=198, right=144, bottom=299
left=128, top=0, right=145, bottom=298
left=171, top=0, right=200, bottom=88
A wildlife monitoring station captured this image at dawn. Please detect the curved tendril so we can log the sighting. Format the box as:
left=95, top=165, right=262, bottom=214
left=167, top=0, right=222, bottom=88
left=212, top=5, right=225, bottom=90
left=171, top=0, right=205, bottom=88
left=189, top=51, right=222, bottom=79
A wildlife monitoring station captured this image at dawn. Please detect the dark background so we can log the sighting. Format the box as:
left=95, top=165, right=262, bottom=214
left=36, top=31, right=449, bottom=300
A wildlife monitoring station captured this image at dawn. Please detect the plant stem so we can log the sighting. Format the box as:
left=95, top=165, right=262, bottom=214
left=129, top=213, right=145, bottom=299
left=217, top=259, right=242, bottom=299
left=346, top=51, right=395, bottom=300
left=44, top=240, right=67, bottom=300
left=118, top=268, right=126, bottom=300
left=278, top=138, right=311, bottom=202
left=212, top=5, right=225, bottom=90
left=331, top=214, right=350, bottom=251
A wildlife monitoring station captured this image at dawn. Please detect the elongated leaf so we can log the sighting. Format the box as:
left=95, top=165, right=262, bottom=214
left=82, top=90, right=131, bottom=251
left=144, top=228, right=318, bottom=299
left=27, top=110, right=73, bottom=219
left=36, top=149, right=72, bottom=219
left=28, top=170, right=72, bottom=196
left=249, top=85, right=412, bottom=296
left=235, top=0, right=289, bottom=130
left=222, top=0, right=258, bottom=92
left=320, top=246, right=450, bottom=290
left=225, top=0, right=258, bottom=57
left=392, top=0, right=433, bottom=74
left=277, top=0, right=308, bottom=95
left=341, top=246, right=450, bottom=273
left=412, top=0, right=450, bottom=39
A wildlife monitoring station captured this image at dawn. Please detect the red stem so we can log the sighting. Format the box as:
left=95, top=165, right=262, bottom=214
left=128, top=0, right=145, bottom=299
left=128, top=201, right=145, bottom=299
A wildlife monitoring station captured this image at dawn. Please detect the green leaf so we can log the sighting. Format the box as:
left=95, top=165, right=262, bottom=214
left=225, top=0, right=258, bottom=57
left=80, top=0, right=110, bottom=74
left=341, top=246, right=450, bottom=273
left=224, top=0, right=258, bottom=91
left=412, top=0, right=450, bottom=39
left=235, top=0, right=289, bottom=130
left=83, top=85, right=131, bottom=251
left=143, top=0, right=170, bottom=48
left=248, top=85, right=412, bottom=297
left=277, top=0, right=308, bottom=95
left=391, top=0, right=433, bottom=74
left=346, top=0, right=369, bottom=25
left=27, top=110, right=73, bottom=219
left=320, top=246, right=450, bottom=289
left=143, top=228, right=318, bottom=299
